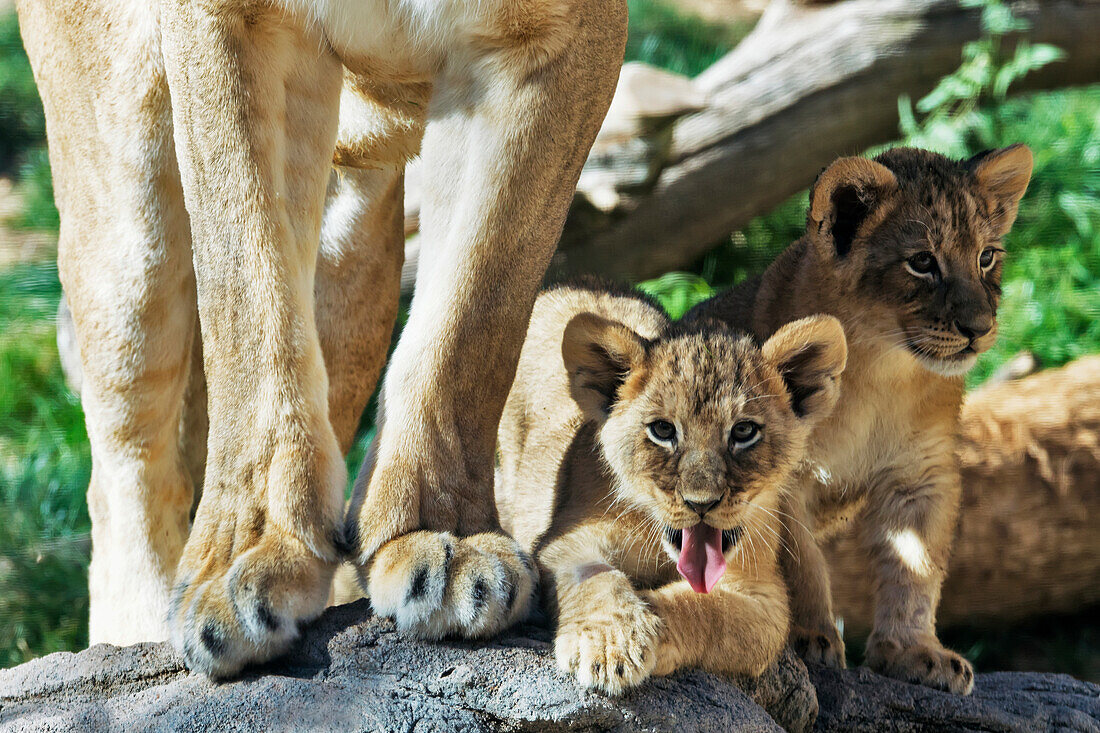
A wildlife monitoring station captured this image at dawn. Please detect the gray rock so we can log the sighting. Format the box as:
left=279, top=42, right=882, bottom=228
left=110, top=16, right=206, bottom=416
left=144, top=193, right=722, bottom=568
left=4, top=600, right=1097, bottom=732
left=0, top=601, right=814, bottom=733
left=810, top=663, right=1100, bottom=732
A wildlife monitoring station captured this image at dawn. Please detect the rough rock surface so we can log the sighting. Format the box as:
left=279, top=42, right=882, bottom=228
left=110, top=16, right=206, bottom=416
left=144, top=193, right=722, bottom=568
left=0, top=601, right=814, bottom=733
left=1, top=600, right=1097, bottom=732
left=810, top=664, right=1100, bottom=732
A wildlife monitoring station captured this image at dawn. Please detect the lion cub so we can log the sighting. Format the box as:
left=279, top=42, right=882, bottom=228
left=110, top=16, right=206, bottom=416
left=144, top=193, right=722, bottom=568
left=687, top=145, right=1034, bottom=694
left=497, top=281, right=847, bottom=694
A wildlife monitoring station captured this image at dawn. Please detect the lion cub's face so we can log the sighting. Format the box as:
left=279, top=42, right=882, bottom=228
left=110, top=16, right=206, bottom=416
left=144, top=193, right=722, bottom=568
left=563, top=314, right=846, bottom=592
left=806, top=145, right=1033, bottom=377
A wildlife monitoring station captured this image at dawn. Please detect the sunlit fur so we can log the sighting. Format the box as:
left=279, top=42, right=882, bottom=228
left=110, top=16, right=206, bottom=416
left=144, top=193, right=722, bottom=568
left=688, top=145, right=1033, bottom=695
left=497, top=280, right=847, bottom=695
left=18, top=0, right=626, bottom=678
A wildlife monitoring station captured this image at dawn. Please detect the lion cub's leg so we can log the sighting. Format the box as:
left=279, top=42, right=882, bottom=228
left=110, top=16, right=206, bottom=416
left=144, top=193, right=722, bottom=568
left=640, top=577, right=789, bottom=681
left=542, top=527, right=664, bottom=695
left=18, top=0, right=196, bottom=645
left=544, top=524, right=789, bottom=695
left=859, top=467, right=974, bottom=694
left=781, top=487, right=847, bottom=668
left=346, top=0, right=627, bottom=638
left=160, top=5, right=347, bottom=677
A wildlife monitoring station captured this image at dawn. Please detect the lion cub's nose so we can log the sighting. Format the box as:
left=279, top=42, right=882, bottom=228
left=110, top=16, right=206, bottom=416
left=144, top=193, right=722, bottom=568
left=684, top=498, right=720, bottom=516
left=955, top=316, right=993, bottom=342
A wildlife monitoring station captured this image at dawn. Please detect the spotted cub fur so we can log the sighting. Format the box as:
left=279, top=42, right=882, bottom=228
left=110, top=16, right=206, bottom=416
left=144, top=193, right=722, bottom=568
left=497, top=281, right=847, bottom=694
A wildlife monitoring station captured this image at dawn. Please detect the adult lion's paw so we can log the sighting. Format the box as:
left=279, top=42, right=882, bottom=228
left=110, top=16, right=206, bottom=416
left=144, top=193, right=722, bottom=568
left=169, top=530, right=335, bottom=679
left=366, top=531, right=536, bottom=640
left=556, top=579, right=662, bottom=695
left=865, top=634, right=974, bottom=695
left=791, top=622, right=846, bottom=669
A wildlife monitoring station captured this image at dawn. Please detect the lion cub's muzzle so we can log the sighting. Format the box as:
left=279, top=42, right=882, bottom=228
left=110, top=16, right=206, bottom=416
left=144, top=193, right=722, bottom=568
left=662, top=524, right=743, bottom=594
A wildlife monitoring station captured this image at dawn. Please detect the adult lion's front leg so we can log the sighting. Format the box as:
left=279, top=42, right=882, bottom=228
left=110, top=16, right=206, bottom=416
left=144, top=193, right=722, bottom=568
left=161, top=4, right=346, bottom=677
left=347, top=1, right=627, bottom=639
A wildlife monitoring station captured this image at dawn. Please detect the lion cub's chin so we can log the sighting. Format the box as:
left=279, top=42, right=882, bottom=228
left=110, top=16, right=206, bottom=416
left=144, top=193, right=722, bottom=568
left=911, top=349, right=979, bottom=378
left=660, top=523, right=743, bottom=593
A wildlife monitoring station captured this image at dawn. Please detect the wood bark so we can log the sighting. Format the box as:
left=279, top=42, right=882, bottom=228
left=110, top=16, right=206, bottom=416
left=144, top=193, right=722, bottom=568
left=827, top=356, right=1100, bottom=634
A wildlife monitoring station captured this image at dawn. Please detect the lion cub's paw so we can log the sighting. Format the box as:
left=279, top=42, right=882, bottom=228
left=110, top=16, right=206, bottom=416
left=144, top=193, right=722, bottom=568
left=865, top=634, right=975, bottom=695
left=791, top=622, right=846, bottom=669
left=367, top=531, right=536, bottom=640
left=556, top=577, right=662, bottom=695
left=170, top=531, right=335, bottom=679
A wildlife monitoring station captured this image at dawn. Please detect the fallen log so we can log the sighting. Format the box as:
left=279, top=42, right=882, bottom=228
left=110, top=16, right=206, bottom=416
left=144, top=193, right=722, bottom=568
left=827, top=356, right=1100, bottom=634
left=549, top=0, right=1100, bottom=280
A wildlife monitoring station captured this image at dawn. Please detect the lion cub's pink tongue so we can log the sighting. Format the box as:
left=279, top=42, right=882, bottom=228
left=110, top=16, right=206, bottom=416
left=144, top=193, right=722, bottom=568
left=676, top=524, right=726, bottom=593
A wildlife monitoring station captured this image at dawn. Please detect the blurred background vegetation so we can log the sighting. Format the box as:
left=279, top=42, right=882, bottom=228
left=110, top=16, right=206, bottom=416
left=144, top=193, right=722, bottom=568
left=1, top=0, right=1097, bottom=674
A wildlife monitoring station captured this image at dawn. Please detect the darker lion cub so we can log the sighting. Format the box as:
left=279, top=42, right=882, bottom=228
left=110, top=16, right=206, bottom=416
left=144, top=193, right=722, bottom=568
left=497, top=281, right=846, bottom=694
left=687, top=145, right=1033, bottom=694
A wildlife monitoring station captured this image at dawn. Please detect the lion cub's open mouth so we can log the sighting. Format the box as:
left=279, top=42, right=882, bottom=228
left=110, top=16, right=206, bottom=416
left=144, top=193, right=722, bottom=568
left=663, top=525, right=743, bottom=593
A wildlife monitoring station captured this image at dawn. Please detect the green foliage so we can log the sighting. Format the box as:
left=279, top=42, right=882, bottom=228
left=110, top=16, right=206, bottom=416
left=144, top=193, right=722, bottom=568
left=10, top=148, right=59, bottom=231
left=898, top=0, right=1064, bottom=156
left=0, top=11, right=45, bottom=172
left=940, top=608, right=1100, bottom=680
left=965, top=88, right=1100, bottom=384
left=625, top=0, right=750, bottom=77
left=701, top=193, right=808, bottom=291
left=0, top=262, right=91, bottom=667
left=637, top=272, right=714, bottom=319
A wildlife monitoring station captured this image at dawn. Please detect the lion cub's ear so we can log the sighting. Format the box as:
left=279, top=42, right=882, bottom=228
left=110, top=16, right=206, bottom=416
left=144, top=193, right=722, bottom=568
left=808, top=157, right=898, bottom=259
left=762, top=315, right=848, bottom=422
left=562, top=313, right=647, bottom=421
left=967, top=144, right=1033, bottom=237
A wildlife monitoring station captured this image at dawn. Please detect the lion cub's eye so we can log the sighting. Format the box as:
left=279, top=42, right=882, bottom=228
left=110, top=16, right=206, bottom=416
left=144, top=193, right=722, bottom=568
left=730, top=421, right=762, bottom=450
left=905, top=251, right=939, bottom=278
left=979, top=247, right=998, bottom=270
left=646, top=420, right=677, bottom=446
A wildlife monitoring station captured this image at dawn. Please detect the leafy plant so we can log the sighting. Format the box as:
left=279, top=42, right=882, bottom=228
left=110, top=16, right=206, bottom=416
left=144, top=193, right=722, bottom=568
left=898, top=0, right=1064, bottom=156
left=637, top=271, right=714, bottom=319
left=0, top=10, right=46, bottom=172
left=625, top=0, right=751, bottom=77
left=10, top=147, right=59, bottom=231
left=0, top=262, right=91, bottom=666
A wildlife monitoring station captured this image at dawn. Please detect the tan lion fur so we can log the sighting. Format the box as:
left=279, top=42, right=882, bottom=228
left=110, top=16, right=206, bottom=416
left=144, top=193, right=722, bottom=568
left=688, top=145, right=1034, bottom=694
left=497, top=281, right=847, bottom=694
left=18, top=0, right=625, bottom=677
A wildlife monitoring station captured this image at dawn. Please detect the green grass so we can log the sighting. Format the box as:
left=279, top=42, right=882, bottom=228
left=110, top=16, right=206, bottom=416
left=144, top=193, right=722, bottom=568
left=1, top=10, right=89, bottom=664
left=0, top=11, right=45, bottom=173
left=965, top=87, right=1100, bottom=384
left=9, top=147, right=59, bottom=232
left=0, top=262, right=91, bottom=667
left=625, top=0, right=752, bottom=77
